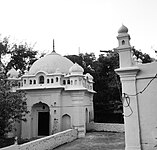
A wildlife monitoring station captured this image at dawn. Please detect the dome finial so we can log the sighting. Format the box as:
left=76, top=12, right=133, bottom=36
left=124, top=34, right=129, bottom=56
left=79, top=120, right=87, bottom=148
left=53, top=39, right=55, bottom=52
left=118, top=24, right=128, bottom=34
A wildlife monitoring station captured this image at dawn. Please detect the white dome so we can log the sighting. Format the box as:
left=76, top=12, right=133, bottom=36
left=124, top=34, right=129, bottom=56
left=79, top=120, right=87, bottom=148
left=69, top=63, right=84, bottom=73
left=7, top=68, right=19, bottom=78
left=28, top=52, right=73, bottom=75
left=86, top=73, right=93, bottom=80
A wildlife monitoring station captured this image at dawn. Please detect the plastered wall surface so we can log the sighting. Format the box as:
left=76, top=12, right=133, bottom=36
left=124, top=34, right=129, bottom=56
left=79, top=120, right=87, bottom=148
left=1, top=129, right=78, bottom=150
left=87, top=122, right=124, bottom=132
left=136, top=63, right=157, bottom=150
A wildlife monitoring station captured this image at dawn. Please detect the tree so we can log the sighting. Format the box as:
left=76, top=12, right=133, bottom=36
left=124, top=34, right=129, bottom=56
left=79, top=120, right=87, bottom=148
left=0, top=36, right=38, bottom=75
left=66, top=49, right=152, bottom=123
left=6, top=43, right=38, bottom=74
left=65, top=52, right=96, bottom=74
left=0, top=72, right=28, bottom=137
left=132, top=47, right=153, bottom=63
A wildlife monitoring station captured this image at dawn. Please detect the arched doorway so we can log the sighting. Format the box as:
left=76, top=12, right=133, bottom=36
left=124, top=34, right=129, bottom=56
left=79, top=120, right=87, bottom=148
left=61, top=114, right=71, bottom=131
left=31, top=102, right=50, bottom=137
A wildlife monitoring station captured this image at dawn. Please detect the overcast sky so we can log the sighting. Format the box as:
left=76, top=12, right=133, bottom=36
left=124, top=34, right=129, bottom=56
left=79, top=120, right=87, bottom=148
left=0, top=0, right=157, bottom=58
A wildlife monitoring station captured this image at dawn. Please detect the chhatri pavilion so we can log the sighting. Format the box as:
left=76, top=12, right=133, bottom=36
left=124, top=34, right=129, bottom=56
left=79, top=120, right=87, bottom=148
left=7, top=45, right=95, bottom=139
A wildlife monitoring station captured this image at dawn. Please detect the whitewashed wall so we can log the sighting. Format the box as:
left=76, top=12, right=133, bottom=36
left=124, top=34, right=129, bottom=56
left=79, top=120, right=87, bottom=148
left=1, top=129, right=77, bottom=150
left=87, top=122, right=124, bottom=132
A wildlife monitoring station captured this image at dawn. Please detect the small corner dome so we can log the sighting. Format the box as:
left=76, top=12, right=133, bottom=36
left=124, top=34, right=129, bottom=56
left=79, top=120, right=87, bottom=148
left=28, top=52, right=74, bottom=75
left=118, top=24, right=128, bottom=34
left=7, top=68, right=19, bottom=78
left=69, top=63, right=84, bottom=73
left=85, top=73, right=93, bottom=80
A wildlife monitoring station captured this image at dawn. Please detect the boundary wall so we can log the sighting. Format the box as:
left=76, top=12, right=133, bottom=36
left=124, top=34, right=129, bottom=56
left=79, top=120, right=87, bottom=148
left=87, top=122, right=124, bottom=132
left=1, top=129, right=78, bottom=150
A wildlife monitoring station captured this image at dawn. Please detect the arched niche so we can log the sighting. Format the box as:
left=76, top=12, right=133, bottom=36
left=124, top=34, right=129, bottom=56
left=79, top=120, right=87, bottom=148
left=61, top=114, right=71, bottom=131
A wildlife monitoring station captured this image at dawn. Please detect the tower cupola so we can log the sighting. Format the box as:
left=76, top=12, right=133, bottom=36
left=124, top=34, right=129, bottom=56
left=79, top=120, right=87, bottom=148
left=118, top=24, right=128, bottom=34
left=116, top=25, right=133, bottom=67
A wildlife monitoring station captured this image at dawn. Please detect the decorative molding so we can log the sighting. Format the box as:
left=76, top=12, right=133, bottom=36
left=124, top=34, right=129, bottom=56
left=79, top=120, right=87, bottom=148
left=115, top=66, right=140, bottom=78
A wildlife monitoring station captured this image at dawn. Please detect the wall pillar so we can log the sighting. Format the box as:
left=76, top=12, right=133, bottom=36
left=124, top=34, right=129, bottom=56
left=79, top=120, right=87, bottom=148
left=49, top=107, right=54, bottom=134
left=21, top=106, right=32, bottom=139
left=116, top=67, right=141, bottom=150
left=71, top=91, right=85, bottom=137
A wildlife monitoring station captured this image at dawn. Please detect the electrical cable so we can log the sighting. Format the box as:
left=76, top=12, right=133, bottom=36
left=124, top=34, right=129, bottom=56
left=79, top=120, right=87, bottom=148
left=114, top=73, right=157, bottom=117
left=114, top=74, right=133, bottom=117
left=126, top=73, right=157, bottom=97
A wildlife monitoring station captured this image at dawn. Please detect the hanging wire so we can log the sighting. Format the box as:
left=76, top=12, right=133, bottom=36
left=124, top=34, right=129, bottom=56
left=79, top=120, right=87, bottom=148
left=122, top=93, right=133, bottom=117
left=126, top=73, right=157, bottom=97
left=114, top=73, right=157, bottom=117
left=114, top=74, right=133, bottom=117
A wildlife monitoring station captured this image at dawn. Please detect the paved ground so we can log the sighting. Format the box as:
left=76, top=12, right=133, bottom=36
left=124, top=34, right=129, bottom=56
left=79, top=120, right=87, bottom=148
left=54, top=132, right=125, bottom=150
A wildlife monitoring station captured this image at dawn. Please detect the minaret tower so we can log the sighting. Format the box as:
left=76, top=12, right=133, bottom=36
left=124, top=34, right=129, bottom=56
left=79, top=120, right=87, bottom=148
left=115, top=25, right=141, bottom=150
left=117, top=24, right=132, bottom=68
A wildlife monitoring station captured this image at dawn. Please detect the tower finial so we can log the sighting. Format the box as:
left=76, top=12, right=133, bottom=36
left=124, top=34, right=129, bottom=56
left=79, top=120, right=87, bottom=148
left=53, top=39, right=55, bottom=52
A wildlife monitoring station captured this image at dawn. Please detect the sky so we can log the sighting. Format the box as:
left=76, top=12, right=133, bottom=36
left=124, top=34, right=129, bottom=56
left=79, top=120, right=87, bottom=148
left=0, top=0, right=157, bottom=58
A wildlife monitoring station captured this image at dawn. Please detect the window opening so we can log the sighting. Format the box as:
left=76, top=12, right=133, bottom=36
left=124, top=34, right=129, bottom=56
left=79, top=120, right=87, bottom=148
left=30, top=80, right=32, bottom=84
left=24, top=79, right=26, bottom=84
left=122, top=40, right=125, bottom=45
left=39, top=75, right=44, bottom=84
left=63, top=80, right=66, bottom=85
left=54, top=110, right=56, bottom=114
left=67, top=80, right=70, bottom=84
left=34, top=80, right=36, bottom=84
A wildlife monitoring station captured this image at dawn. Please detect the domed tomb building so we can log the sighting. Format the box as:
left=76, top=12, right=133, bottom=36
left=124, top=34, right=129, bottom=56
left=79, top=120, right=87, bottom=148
left=16, top=49, right=95, bottom=139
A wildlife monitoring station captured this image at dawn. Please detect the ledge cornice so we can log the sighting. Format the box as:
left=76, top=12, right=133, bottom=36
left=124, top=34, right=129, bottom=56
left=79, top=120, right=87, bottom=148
left=115, top=66, right=140, bottom=78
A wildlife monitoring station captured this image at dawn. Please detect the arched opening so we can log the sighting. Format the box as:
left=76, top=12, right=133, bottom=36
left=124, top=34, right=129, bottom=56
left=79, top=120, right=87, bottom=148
left=39, top=75, right=44, bottom=84
left=30, top=80, right=32, bottom=84
left=122, top=40, right=125, bottom=45
left=67, top=79, right=70, bottom=84
left=63, top=80, right=66, bottom=85
left=24, top=79, right=26, bottom=84
left=33, top=80, right=36, bottom=84
left=31, top=102, right=50, bottom=137
left=61, top=114, right=71, bottom=131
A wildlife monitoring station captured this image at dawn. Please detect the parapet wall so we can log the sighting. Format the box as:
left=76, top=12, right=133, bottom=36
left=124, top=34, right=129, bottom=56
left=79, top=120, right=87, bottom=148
left=1, top=129, right=78, bottom=150
left=87, top=122, right=124, bottom=132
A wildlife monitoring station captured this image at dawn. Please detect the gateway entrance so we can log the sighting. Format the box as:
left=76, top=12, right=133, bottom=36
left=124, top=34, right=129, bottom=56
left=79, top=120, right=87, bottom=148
left=38, top=112, right=49, bottom=136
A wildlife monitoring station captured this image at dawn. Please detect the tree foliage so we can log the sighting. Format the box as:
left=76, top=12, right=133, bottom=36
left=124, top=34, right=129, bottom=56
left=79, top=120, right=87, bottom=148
left=0, top=73, right=28, bottom=137
left=65, top=49, right=152, bottom=122
left=132, top=47, right=153, bottom=63
left=6, top=44, right=38, bottom=74
left=0, top=37, right=33, bottom=137
left=0, top=37, right=38, bottom=75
